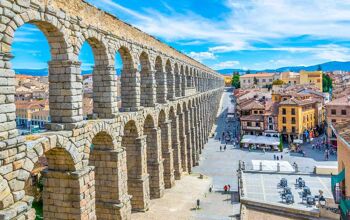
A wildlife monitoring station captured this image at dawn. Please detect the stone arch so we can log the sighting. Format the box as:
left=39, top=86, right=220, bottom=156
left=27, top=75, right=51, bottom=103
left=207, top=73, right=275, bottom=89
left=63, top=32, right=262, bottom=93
left=116, top=45, right=141, bottom=111
left=88, top=128, right=130, bottom=218
left=2, top=10, right=72, bottom=58
left=3, top=10, right=83, bottom=128
left=166, top=60, right=175, bottom=100
left=12, top=136, right=92, bottom=219
left=155, top=56, right=167, bottom=103
left=169, top=106, right=182, bottom=179
left=175, top=65, right=181, bottom=97
left=122, top=120, right=150, bottom=211
left=143, top=114, right=165, bottom=198
left=140, top=51, right=156, bottom=107
left=78, top=33, right=117, bottom=118
left=158, top=110, right=175, bottom=188
left=177, top=102, right=187, bottom=173
left=186, top=66, right=191, bottom=88
left=180, top=65, right=186, bottom=96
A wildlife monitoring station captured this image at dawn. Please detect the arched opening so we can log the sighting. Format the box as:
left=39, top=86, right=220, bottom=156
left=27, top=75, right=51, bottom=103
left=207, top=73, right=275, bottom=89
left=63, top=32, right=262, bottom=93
left=175, top=66, right=181, bottom=97
left=186, top=66, right=191, bottom=88
left=166, top=61, right=175, bottom=100
left=183, top=101, right=193, bottom=171
left=89, top=131, right=124, bottom=217
left=177, top=103, right=188, bottom=172
left=169, top=107, right=182, bottom=179
left=79, top=37, right=117, bottom=119
left=158, top=110, right=175, bottom=188
left=140, top=52, right=155, bottom=107
left=181, top=66, right=186, bottom=96
left=155, top=56, right=167, bottom=103
left=12, top=23, right=55, bottom=134
left=118, top=47, right=140, bottom=111
left=122, top=120, right=150, bottom=211
left=143, top=115, right=164, bottom=198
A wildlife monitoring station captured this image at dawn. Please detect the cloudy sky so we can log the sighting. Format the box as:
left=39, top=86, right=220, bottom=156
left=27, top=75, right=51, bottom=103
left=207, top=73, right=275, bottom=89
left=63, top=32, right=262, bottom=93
left=11, top=0, right=350, bottom=71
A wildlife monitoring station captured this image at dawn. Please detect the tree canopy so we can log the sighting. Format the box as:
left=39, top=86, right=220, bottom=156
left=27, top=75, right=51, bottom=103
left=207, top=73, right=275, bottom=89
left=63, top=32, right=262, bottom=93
left=272, top=79, right=285, bottom=85
left=231, top=72, right=240, bottom=88
left=322, top=73, right=332, bottom=93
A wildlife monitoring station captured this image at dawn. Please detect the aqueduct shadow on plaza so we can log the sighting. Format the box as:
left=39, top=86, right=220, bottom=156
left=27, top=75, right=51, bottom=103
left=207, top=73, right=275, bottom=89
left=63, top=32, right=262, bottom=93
left=0, top=0, right=224, bottom=219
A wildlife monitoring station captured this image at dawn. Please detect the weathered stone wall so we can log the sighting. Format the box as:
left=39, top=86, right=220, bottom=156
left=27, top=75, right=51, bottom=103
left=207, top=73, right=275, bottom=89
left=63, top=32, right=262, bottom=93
left=0, top=0, right=224, bottom=219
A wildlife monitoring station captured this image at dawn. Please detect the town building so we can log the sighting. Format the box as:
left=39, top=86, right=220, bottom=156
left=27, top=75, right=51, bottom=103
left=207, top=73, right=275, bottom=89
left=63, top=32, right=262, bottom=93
left=330, top=120, right=350, bottom=217
left=15, top=100, right=50, bottom=131
left=300, top=71, right=323, bottom=92
left=280, top=71, right=323, bottom=92
left=326, top=96, right=350, bottom=147
left=239, top=73, right=275, bottom=89
left=240, top=100, right=265, bottom=136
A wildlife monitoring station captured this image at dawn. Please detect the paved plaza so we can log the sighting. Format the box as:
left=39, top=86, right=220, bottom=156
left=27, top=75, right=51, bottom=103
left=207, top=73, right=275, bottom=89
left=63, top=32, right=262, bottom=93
left=242, top=172, right=332, bottom=211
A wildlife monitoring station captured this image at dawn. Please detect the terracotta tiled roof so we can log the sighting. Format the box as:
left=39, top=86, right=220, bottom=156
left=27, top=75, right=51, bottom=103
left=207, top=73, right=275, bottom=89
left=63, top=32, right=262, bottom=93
left=334, top=120, right=350, bottom=144
left=279, top=98, right=316, bottom=106
left=240, top=115, right=264, bottom=121
left=326, top=96, right=350, bottom=106
left=241, top=100, right=265, bottom=110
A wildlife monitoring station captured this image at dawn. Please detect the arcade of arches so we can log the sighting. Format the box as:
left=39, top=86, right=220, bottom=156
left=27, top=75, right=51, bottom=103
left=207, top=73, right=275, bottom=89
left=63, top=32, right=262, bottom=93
left=0, top=0, right=224, bottom=219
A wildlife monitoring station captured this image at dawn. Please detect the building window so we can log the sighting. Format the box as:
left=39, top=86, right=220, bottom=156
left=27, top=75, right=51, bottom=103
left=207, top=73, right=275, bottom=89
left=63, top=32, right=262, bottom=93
left=269, top=125, right=273, bottom=130
left=292, top=126, right=296, bottom=133
left=255, top=122, right=259, bottom=127
left=248, top=80, right=250, bottom=83
left=331, top=119, right=336, bottom=123
left=268, top=117, right=273, bottom=123
left=262, top=79, right=266, bottom=82
left=254, top=111, right=258, bottom=114
left=283, top=126, right=286, bottom=132
left=282, top=108, right=286, bottom=115
left=291, top=108, right=295, bottom=115
left=269, top=79, right=272, bottom=82
left=247, top=122, right=251, bottom=126
left=331, top=109, right=336, bottom=115
left=243, top=80, right=246, bottom=83
left=342, top=109, right=347, bottom=115
left=282, top=117, right=286, bottom=123
left=259, top=111, right=263, bottom=114
left=291, top=117, right=296, bottom=124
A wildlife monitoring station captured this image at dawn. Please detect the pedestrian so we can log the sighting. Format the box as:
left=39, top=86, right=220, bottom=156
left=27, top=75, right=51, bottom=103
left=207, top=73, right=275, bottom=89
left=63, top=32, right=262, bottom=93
left=277, top=156, right=279, bottom=160
left=274, top=154, right=276, bottom=160
left=219, top=137, right=221, bottom=142
left=224, top=185, right=228, bottom=193
left=196, top=199, right=200, bottom=210
left=220, top=146, right=222, bottom=151
left=281, top=155, right=283, bottom=160
left=228, top=184, right=231, bottom=192
left=224, top=145, right=227, bottom=151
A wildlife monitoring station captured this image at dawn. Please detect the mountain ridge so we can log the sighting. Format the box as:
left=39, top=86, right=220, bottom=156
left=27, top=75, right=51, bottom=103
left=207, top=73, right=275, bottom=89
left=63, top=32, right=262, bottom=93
left=217, top=61, right=350, bottom=74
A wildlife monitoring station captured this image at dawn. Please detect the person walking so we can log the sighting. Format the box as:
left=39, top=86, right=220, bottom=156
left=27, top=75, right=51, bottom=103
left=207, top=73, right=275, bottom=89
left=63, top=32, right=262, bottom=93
left=281, top=155, right=283, bottom=160
left=220, top=146, right=222, bottom=151
left=228, top=184, right=231, bottom=192
left=274, top=154, right=276, bottom=160
left=224, top=185, right=228, bottom=193
left=224, top=145, right=227, bottom=151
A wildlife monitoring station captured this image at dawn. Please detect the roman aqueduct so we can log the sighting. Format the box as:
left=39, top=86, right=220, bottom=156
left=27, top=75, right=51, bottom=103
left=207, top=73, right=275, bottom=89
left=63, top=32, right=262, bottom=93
left=0, top=0, right=224, bottom=219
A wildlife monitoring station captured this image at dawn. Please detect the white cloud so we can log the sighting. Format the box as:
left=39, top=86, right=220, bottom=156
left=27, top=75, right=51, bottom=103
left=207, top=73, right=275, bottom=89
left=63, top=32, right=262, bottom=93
left=188, top=51, right=216, bottom=61
left=87, top=0, right=350, bottom=65
left=212, top=61, right=240, bottom=69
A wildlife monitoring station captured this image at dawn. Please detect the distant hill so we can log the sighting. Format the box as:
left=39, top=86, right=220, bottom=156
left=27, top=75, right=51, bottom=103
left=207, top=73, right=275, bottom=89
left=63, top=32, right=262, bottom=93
left=216, top=61, right=350, bottom=74
left=14, top=68, right=122, bottom=76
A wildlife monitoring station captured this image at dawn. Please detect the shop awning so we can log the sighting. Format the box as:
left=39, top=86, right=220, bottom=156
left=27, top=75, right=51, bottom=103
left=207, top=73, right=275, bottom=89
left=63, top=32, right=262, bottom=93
left=340, top=199, right=350, bottom=217
left=241, top=135, right=280, bottom=146
left=331, top=169, right=345, bottom=190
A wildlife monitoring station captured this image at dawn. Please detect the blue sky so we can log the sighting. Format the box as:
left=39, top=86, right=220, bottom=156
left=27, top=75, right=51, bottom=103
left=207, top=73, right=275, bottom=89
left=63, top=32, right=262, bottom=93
left=11, top=0, right=350, bottom=71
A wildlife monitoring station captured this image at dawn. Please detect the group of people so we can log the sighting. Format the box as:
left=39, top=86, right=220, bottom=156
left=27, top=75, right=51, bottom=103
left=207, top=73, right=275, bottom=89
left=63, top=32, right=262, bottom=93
left=223, top=184, right=231, bottom=193
left=273, top=154, right=284, bottom=160
left=311, top=138, right=336, bottom=160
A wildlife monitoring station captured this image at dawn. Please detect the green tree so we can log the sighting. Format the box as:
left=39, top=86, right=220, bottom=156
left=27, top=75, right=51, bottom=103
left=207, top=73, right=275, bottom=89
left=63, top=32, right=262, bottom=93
left=322, top=73, right=333, bottom=92
left=231, top=72, right=240, bottom=88
left=272, top=79, right=285, bottom=86
left=253, top=77, right=258, bottom=85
